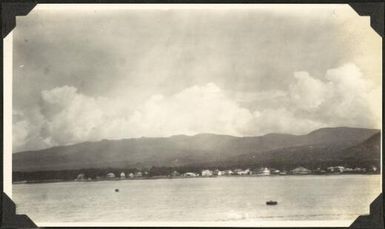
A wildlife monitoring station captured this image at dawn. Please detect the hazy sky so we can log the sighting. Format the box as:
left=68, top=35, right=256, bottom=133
left=12, top=4, right=381, bottom=152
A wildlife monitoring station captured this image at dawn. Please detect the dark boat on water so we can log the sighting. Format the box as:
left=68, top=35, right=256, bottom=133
left=266, top=200, right=278, bottom=205
left=115, top=189, right=119, bottom=192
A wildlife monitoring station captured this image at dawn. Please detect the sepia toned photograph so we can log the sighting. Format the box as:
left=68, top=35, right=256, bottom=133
left=4, top=3, right=382, bottom=227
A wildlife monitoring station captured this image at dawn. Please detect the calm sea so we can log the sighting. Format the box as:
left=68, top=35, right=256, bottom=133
left=13, top=175, right=381, bottom=225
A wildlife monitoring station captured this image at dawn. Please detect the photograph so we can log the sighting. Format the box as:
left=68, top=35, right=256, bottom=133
left=4, top=3, right=382, bottom=227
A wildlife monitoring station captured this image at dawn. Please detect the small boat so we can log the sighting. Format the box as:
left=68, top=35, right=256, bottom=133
left=266, top=200, right=278, bottom=205
left=115, top=189, right=119, bottom=192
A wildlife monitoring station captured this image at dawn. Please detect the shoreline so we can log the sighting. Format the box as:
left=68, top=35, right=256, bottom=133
left=12, top=173, right=380, bottom=185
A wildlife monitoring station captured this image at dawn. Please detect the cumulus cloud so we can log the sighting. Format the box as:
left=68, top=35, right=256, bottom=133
left=13, top=63, right=381, bottom=152
left=128, top=83, right=254, bottom=137
left=292, top=63, right=381, bottom=128
left=13, top=83, right=255, bottom=151
left=289, top=71, right=330, bottom=111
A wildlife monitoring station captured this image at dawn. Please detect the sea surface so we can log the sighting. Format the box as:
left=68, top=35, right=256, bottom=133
left=13, top=175, right=381, bottom=225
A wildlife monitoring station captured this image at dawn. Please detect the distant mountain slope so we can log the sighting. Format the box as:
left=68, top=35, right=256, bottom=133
left=339, top=132, right=381, bottom=167
left=221, top=131, right=381, bottom=169
left=13, top=127, right=380, bottom=171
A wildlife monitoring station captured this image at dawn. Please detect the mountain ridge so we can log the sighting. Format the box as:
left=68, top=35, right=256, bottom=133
left=13, top=127, right=380, bottom=172
left=14, top=126, right=376, bottom=154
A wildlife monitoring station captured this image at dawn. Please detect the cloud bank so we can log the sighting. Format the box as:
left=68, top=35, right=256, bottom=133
left=13, top=63, right=381, bottom=152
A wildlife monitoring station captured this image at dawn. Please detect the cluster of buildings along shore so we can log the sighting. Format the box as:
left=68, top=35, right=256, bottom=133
left=75, top=165, right=378, bottom=181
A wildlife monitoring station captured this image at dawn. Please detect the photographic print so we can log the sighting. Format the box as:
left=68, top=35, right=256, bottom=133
left=4, top=3, right=382, bottom=227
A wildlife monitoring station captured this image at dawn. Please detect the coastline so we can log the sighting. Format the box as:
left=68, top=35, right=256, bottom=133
left=12, top=173, right=380, bottom=185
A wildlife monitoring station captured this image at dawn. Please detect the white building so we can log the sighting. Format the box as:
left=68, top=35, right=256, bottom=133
left=183, top=172, right=198, bottom=177
left=106, top=172, right=116, bottom=179
left=260, top=167, right=271, bottom=176
left=201, top=170, right=213, bottom=176
left=327, top=166, right=345, bottom=173
left=291, top=167, right=311, bottom=175
left=217, top=170, right=225, bottom=176
left=237, top=169, right=251, bottom=175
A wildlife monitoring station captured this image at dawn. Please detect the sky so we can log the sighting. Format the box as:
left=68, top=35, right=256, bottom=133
left=12, top=4, right=382, bottom=152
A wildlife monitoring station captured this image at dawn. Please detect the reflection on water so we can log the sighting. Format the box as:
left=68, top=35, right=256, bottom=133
left=13, top=175, right=381, bottom=224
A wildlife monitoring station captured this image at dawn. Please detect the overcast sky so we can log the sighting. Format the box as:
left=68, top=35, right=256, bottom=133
left=12, top=4, right=381, bottom=152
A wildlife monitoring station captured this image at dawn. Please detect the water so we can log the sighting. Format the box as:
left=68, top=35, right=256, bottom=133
left=13, top=175, right=381, bottom=225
